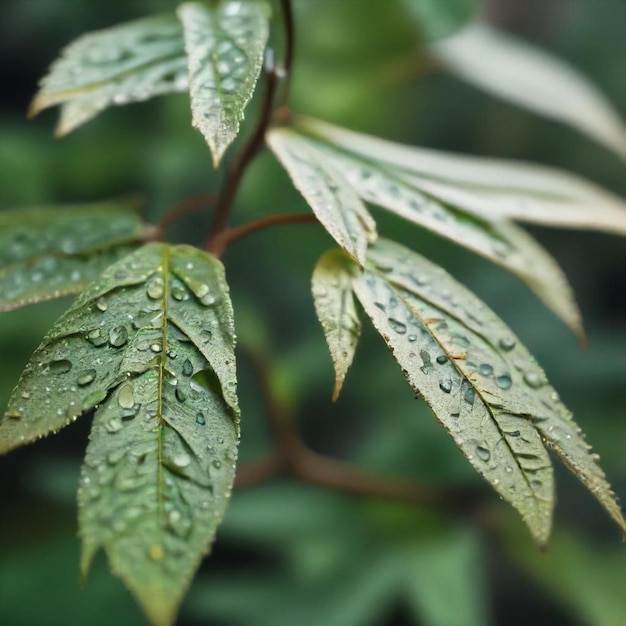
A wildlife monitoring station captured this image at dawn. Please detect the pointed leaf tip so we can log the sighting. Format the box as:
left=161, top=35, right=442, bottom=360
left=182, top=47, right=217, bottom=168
left=178, top=1, right=271, bottom=167
left=354, top=238, right=624, bottom=542
left=312, top=250, right=361, bottom=400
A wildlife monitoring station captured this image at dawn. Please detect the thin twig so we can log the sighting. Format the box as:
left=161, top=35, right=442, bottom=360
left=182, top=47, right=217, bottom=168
left=157, top=193, right=216, bottom=237
left=205, top=67, right=280, bottom=255
left=209, top=212, right=318, bottom=255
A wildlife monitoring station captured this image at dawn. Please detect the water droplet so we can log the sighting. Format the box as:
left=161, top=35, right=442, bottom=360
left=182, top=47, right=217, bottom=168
left=105, top=417, right=123, bottom=433
left=212, top=460, right=222, bottom=469
left=171, top=285, right=189, bottom=301
left=87, top=328, right=108, bottom=347
left=173, top=452, right=190, bottom=468
left=182, top=359, right=193, bottom=376
left=77, top=369, right=96, bottom=386
left=150, top=342, right=163, bottom=353
left=21, top=391, right=30, bottom=399
left=118, top=383, right=135, bottom=409
left=147, top=277, right=164, bottom=300
left=96, top=297, right=108, bottom=312
left=388, top=318, right=407, bottom=334
left=524, top=372, right=544, bottom=389
left=463, top=385, right=476, bottom=405
left=439, top=379, right=452, bottom=394
left=109, top=325, right=128, bottom=348
left=196, top=412, right=206, bottom=426
left=496, top=375, right=513, bottom=390
left=479, top=364, right=494, bottom=377
left=196, top=284, right=210, bottom=298
left=50, top=359, right=72, bottom=374
left=499, top=337, right=516, bottom=352
left=175, top=388, right=187, bottom=403
left=436, top=355, right=448, bottom=365
left=476, top=445, right=491, bottom=462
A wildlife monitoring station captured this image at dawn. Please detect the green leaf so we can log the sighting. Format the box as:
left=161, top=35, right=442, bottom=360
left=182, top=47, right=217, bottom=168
left=299, top=117, right=626, bottom=235
left=29, top=15, right=188, bottom=136
left=267, top=128, right=377, bottom=264
left=0, top=200, right=151, bottom=312
left=404, top=0, right=481, bottom=41
left=351, top=238, right=626, bottom=543
left=1, top=243, right=239, bottom=626
left=178, top=0, right=271, bottom=167
left=432, top=22, right=626, bottom=160
left=300, top=132, right=583, bottom=338
left=312, top=250, right=361, bottom=400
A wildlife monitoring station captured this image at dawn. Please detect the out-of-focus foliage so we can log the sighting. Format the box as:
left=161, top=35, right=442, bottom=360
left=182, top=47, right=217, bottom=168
left=1, top=0, right=625, bottom=625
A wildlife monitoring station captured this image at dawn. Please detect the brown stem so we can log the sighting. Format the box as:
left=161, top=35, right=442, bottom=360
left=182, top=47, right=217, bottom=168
left=209, top=212, right=318, bottom=256
left=205, top=67, right=280, bottom=255
left=156, top=193, right=216, bottom=238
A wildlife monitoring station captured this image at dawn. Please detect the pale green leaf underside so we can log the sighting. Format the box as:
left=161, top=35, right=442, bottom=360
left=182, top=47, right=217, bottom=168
left=312, top=250, right=361, bottom=400
left=178, top=0, right=271, bottom=167
left=267, top=128, right=377, bottom=265
left=352, top=238, right=625, bottom=543
left=29, top=14, right=187, bottom=135
left=299, top=117, right=626, bottom=235
left=305, top=135, right=583, bottom=338
left=0, top=201, right=150, bottom=312
left=432, top=22, right=626, bottom=160
left=1, top=243, right=239, bottom=626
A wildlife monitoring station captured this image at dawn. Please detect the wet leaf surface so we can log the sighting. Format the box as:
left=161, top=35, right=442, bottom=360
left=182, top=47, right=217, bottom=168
left=0, top=243, right=239, bottom=626
left=350, top=239, right=625, bottom=543
left=312, top=250, right=361, bottom=400
left=30, top=14, right=188, bottom=135
left=178, top=0, right=271, bottom=166
left=0, top=201, right=150, bottom=311
left=267, top=128, right=377, bottom=265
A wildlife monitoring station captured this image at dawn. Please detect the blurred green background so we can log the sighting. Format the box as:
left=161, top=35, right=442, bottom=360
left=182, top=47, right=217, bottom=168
left=1, top=1, right=625, bottom=625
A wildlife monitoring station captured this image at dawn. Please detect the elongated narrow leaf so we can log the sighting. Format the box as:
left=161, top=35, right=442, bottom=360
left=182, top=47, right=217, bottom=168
left=178, top=1, right=271, bottom=167
left=30, top=15, right=188, bottom=136
left=1, top=243, right=239, bottom=626
left=432, top=22, right=626, bottom=160
left=267, top=128, right=377, bottom=264
left=352, top=238, right=625, bottom=542
left=299, top=117, right=626, bottom=235
left=306, top=137, right=583, bottom=338
left=312, top=250, right=361, bottom=400
left=0, top=200, right=151, bottom=312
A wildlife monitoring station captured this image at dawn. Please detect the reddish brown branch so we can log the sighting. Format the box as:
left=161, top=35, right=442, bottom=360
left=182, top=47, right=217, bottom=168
left=209, top=212, right=318, bottom=256
left=156, top=193, right=216, bottom=238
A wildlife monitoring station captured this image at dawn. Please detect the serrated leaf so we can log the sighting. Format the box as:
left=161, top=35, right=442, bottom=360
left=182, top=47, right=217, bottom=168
left=312, top=250, right=361, bottom=400
left=303, top=135, right=583, bottom=338
left=267, top=128, right=377, bottom=264
left=404, top=0, right=481, bottom=41
left=0, top=200, right=150, bottom=312
left=0, top=243, right=239, bottom=626
left=299, top=117, right=626, bottom=235
left=432, top=21, right=626, bottom=160
left=178, top=0, right=271, bottom=167
left=30, top=15, right=188, bottom=136
left=351, top=238, right=626, bottom=543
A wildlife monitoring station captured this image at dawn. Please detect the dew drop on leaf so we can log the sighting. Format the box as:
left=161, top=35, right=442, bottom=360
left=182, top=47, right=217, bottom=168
left=117, top=383, right=135, bottom=410
left=50, top=359, right=72, bottom=374
left=77, top=369, right=97, bottom=386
